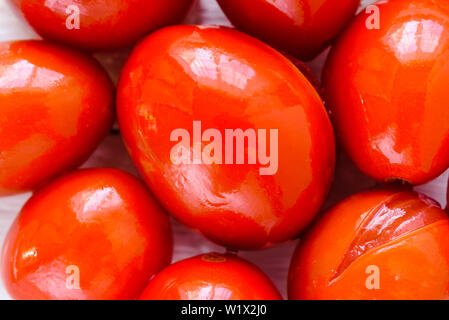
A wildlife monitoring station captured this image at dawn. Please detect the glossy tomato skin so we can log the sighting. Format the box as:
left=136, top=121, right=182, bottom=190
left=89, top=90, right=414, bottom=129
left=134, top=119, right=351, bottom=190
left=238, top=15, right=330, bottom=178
left=139, top=253, right=282, bottom=300
left=288, top=189, right=449, bottom=300
left=117, top=26, right=335, bottom=250
left=217, top=0, right=360, bottom=61
left=0, top=40, right=114, bottom=196
left=1, top=168, right=173, bottom=300
left=8, top=0, right=195, bottom=51
left=323, top=0, right=449, bottom=185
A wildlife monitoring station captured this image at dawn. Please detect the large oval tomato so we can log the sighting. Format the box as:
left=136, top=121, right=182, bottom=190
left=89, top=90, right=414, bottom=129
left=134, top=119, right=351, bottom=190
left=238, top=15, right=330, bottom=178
left=139, top=253, right=282, bottom=300
left=8, top=0, right=195, bottom=51
left=217, top=0, right=360, bottom=61
left=1, top=168, right=173, bottom=300
left=0, top=40, right=113, bottom=196
left=323, top=0, right=449, bottom=184
left=117, top=26, right=335, bottom=250
left=289, top=189, right=449, bottom=300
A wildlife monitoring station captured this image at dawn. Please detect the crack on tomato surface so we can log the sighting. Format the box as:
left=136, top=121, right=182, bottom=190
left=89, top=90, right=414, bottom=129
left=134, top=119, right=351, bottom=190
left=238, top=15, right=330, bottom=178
left=329, top=191, right=447, bottom=284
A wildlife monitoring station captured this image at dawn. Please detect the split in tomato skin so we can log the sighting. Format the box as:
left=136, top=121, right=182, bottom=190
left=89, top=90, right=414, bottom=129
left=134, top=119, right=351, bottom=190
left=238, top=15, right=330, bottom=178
left=117, top=25, right=336, bottom=250
left=7, top=0, right=195, bottom=51
left=139, top=253, right=282, bottom=300
left=217, top=0, right=360, bottom=61
left=323, top=0, right=449, bottom=185
left=288, top=189, right=449, bottom=300
left=0, top=40, right=114, bottom=196
left=1, top=168, right=173, bottom=300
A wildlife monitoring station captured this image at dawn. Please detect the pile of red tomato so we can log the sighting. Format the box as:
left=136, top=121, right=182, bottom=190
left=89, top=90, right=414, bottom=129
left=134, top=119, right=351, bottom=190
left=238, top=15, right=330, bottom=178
left=1, top=0, right=449, bottom=300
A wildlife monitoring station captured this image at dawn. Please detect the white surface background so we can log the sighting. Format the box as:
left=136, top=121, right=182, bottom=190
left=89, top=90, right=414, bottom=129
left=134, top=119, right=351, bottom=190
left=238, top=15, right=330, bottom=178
left=0, top=0, right=447, bottom=300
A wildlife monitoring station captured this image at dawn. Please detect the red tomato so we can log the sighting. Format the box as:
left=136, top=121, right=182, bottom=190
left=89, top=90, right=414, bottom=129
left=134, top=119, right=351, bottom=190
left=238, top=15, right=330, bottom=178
left=1, top=168, right=173, bottom=300
left=117, top=26, right=335, bottom=250
left=8, top=0, right=195, bottom=51
left=289, top=189, right=449, bottom=300
left=217, top=0, right=360, bottom=61
left=139, top=253, right=282, bottom=300
left=323, top=0, right=449, bottom=185
left=0, top=40, right=113, bottom=196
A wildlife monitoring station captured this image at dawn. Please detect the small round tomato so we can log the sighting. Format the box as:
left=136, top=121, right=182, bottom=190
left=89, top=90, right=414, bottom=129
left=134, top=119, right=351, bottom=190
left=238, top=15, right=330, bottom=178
left=217, top=0, right=360, bottom=61
left=139, top=252, right=282, bottom=300
left=1, top=168, right=173, bottom=300
left=288, top=189, right=449, bottom=300
left=323, top=0, right=449, bottom=185
left=8, top=0, right=195, bottom=51
left=0, top=40, right=114, bottom=196
left=117, top=26, right=335, bottom=250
